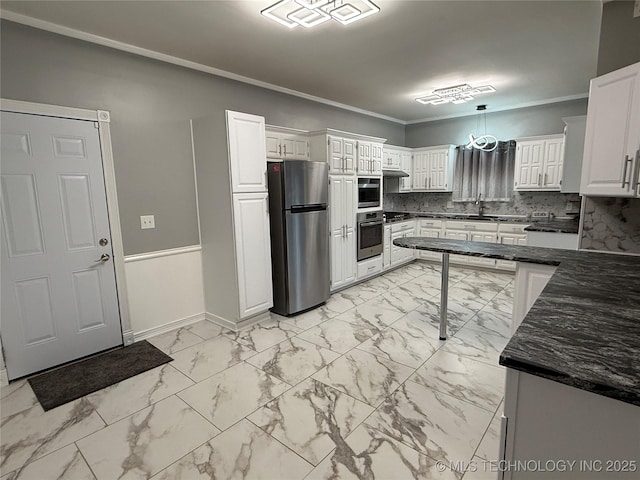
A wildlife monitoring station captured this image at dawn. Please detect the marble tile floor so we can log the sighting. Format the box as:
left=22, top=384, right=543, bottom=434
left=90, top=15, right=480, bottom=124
left=0, top=261, right=514, bottom=480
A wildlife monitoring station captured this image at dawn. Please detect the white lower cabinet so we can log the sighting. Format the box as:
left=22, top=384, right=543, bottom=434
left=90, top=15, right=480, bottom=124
left=445, top=221, right=498, bottom=267
left=330, top=175, right=357, bottom=290
left=416, top=219, right=443, bottom=262
left=232, top=192, right=273, bottom=318
left=497, top=224, right=528, bottom=270
left=390, top=221, right=415, bottom=266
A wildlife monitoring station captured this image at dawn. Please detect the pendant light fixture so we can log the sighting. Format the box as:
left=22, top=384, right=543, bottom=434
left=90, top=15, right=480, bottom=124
left=465, top=105, right=497, bottom=152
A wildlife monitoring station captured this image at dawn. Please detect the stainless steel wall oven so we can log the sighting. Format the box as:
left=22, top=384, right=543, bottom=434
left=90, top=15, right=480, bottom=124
left=357, top=211, right=383, bottom=261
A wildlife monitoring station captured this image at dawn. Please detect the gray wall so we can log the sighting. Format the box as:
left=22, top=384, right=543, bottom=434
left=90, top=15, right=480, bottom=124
left=0, top=21, right=404, bottom=255
left=405, top=99, right=588, bottom=148
left=597, top=0, right=640, bottom=76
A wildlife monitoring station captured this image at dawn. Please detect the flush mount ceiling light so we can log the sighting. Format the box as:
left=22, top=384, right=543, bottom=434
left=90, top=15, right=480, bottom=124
left=416, top=83, right=496, bottom=106
left=261, top=0, right=380, bottom=29
left=466, top=105, right=497, bottom=152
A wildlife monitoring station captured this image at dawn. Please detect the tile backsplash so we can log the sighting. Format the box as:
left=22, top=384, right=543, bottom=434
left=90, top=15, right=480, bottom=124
left=580, top=197, right=640, bottom=254
left=383, top=191, right=580, bottom=218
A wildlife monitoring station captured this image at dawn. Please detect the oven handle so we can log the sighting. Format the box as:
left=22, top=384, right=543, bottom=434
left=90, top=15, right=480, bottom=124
left=358, top=184, right=380, bottom=189
left=359, top=220, right=384, bottom=227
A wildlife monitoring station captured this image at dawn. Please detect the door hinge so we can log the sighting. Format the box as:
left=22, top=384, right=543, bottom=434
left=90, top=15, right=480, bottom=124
left=93, top=122, right=100, bottom=129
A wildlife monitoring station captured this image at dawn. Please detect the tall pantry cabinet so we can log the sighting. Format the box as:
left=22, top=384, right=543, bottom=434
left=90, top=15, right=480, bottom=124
left=191, top=110, right=273, bottom=330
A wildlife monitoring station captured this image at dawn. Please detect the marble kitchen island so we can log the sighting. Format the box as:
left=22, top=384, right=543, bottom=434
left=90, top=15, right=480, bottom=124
left=394, top=236, right=640, bottom=479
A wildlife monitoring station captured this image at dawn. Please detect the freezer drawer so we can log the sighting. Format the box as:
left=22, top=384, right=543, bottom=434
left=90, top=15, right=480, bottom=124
left=285, top=209, right=330, bottom=314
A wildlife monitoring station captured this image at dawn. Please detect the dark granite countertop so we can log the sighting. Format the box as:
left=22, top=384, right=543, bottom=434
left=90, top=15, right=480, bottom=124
left=393, top=236, right=640, bottom=407
left=384, top=211, right=531, bottom=224
left=524, top=219, right=580, bottom=234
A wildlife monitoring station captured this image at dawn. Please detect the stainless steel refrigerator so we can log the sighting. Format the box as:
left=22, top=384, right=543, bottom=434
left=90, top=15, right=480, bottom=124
left=267, top=160, right=329, bottom=316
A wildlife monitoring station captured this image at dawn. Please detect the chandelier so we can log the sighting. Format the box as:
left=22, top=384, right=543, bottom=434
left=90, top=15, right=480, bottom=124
left=261, top=0, right=380, bottom=29
left=416, top=83, right=496, bottom=106
left=466, top=105, right=497, bottom=152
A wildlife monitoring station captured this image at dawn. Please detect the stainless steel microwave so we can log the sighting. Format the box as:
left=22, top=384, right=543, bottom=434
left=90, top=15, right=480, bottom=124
left=357, top=178, right=381, bottom=208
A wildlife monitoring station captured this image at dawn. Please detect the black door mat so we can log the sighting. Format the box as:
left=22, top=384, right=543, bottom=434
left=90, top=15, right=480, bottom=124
left=28, top=340, right=172, bottom=411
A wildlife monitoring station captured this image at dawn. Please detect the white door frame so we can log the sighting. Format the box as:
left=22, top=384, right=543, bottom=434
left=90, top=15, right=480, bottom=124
left=0, top=98, right=132, bottom=385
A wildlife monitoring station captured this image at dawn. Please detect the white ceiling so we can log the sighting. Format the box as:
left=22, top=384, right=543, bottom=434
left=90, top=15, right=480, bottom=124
left=0, top=0, right=603, bottom=124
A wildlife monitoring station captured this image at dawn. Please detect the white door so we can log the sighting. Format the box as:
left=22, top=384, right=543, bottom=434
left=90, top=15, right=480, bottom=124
left=232, top=192, right=273, bottom=319
left=419, top=228, right=442, bottom=261
left=226, top=110, right=267, bottom=193
left=265, top=131, right=282, bottom=159
left=371, top=144, right=384, bottom=175
left=343, top=139, right=357, bottom=174
left=1, top=111, right=122, bottom=380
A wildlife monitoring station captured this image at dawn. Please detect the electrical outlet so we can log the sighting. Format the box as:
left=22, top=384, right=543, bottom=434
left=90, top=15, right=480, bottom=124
left=531, top=211, right=549, bottom=219
left=140, top=215, right=155, bottom=229
left=634, top=0, right=640, bottom=18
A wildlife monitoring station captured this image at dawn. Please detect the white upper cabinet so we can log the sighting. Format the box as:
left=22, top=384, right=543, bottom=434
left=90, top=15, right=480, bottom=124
left=383, top=149, right=401, bottom=170
left=399, top=152, right=412, bottom=192
left=309, top=130, right=387, bottom=177
left=227, top=111, right=268, bottom=193
left=412, top=145, right=455, bottom=192
left=266, top=126, right=309, bottom=161
left=513, top=134, right=565, bottom=191
left=580, top=62, right=640, bottom=197
left=327, top=136, right=356, bottom=174
left=358, top=142, right=383, bottom=176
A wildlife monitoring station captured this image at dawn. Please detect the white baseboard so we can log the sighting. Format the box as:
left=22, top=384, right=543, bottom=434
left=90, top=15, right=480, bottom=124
left=122, top=330, right=135, bottom=346
left=206, top=310, right=271, bottom=332
left=133, top=313, right=205, bottom=342
left=0, top=369, right=8, bottom=387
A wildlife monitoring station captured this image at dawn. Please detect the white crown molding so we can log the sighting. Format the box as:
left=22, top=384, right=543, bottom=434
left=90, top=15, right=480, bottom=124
left=1, top=10, right=591, bottom=128
left=0, top=9, right=406, bottom=125
left=406, top=93, right=590, bottom=125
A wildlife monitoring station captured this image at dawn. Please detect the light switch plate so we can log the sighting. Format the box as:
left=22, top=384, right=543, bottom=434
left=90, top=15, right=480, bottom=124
left=140, top=215, right=155, bottom=229
left=634, top=0, right=640, bottom=18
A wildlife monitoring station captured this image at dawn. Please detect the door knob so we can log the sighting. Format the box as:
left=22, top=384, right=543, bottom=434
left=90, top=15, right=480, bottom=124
left=99, top=238, right=109, bottom=246
left=96, top=254, right=110, bottom=263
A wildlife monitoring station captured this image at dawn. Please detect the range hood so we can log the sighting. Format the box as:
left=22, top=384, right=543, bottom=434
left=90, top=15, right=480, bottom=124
left=382, top=169, right=410, bottom=178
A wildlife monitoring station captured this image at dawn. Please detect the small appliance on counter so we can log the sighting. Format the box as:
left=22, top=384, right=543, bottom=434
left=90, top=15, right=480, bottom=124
left=267, top=160, right=330, bottom=316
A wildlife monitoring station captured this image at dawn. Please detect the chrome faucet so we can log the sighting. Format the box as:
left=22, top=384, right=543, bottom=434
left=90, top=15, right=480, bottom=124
left=475, top=192, right=485, bottom=216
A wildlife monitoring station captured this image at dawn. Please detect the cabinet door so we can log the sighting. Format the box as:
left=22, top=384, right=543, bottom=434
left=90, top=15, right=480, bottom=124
left=399, top=153, right=412, bottom=192
left=328, top=136, right=344, bottom=173
left=290, top=135, right=309, bottom=160
left=329, top=175, right=356, bottom=289
left=581, top=63, right=640, bottom=196
left=496, top=233, right=527, bottom=270
left=429, top=149, right=450, bottom=190
left=418, top=228, right=442, bottom=261
left=383, top=226, right=391, bottom=269
left=227, top=111, right=267, bottom=193
left=371, top=144, right=384, bottom=175
left=343, top=138, right=357, bottom=174
left=444, top=230, right=468, bottom=265
left=266, top=131, right=282, bottom=159
left=385, top=150, right=400, bottom=170
left=468, top=232, right=497, bottom=267
left=390, top=231, right=406, bottom=265
left=514, top=141, right=544, bottom=190
left=358, top=142, right=372, bottom=174
left=232, top=192, right=273, bottom=318
left=412, top=153, right=428, bottom=190
left=542, top=138, right=564, bottom=190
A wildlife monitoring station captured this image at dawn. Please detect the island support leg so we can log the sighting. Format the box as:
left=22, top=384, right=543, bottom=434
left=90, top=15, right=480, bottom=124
left=439, top=253, right=449, bottom=340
